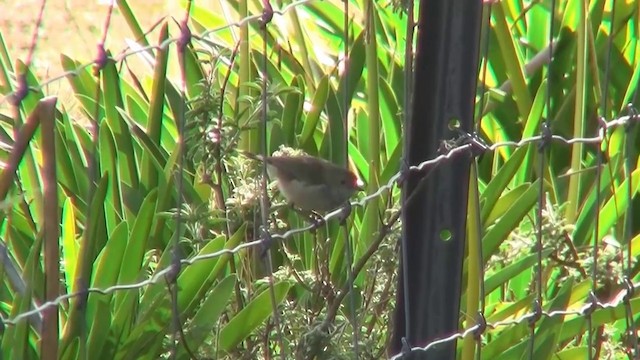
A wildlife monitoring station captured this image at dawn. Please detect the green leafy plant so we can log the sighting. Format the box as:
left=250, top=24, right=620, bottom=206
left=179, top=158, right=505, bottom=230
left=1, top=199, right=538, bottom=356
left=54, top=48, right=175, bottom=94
left=0, top=0, right=639, bottom=359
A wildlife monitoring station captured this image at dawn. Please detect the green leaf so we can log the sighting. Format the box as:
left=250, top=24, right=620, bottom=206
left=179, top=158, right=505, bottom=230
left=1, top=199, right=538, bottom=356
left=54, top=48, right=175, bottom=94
left=484, top=184, right=529, bottom=226
left=379, top=77, right=401, bottom=160
left=298, top=76, right=329, bottom=148
left=515, top=79, right=546, bottom=183
left=282, top=75, right=305, bottom=146
left=85, top=221, right=130, bottom=357
left=494, top=279, right=573, bottom=360
left=61, top=198, right=78, bottom=294
left=219, top=282, right=291, bottom=351
left=61, top=55, right=101, bottom=119
left=98, top=121, right=122, bottom=235
left=492, top=3, right=532, bottom=117
left=320, top=85, right=346, bottom=165
left=140, top=22, right=170, bottom=193
left=482, top=180, right=542, bottom=262
left=484, top=249, right=552, bottom=295
left=181, top=225, right=246, bottom=317
left=336, top=31, right=366, bottom=116
left=110, top=190, right=158, bottom=345
left=177, top=275, right=237, bottom=358
left=102, top=57, right=139, bottom=190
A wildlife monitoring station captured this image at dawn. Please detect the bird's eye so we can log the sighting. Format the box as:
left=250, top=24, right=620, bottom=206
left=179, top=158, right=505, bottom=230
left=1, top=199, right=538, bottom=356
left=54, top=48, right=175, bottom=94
left=340, top=179, right=347, bottom=185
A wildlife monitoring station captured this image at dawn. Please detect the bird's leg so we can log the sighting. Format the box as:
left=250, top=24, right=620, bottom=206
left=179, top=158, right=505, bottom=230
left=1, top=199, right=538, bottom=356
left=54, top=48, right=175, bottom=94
left=337, top=202, right=353, bottom=225
left=290, top=206, right=325, bottom=229
left=308, top=210, right=326, bottom=229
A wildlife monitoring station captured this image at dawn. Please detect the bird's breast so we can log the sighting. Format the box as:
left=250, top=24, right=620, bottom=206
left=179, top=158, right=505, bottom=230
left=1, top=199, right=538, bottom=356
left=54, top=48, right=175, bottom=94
left=278, top=179, right=334, bottom=212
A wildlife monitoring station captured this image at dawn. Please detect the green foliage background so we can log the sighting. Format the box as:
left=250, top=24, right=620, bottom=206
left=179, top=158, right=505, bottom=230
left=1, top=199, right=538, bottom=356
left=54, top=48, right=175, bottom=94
left=0, top=0, right=639, bottom=359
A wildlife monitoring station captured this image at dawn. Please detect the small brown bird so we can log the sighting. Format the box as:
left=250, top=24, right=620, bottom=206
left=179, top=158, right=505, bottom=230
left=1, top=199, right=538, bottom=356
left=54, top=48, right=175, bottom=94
left=246, top=153, right=364, bottom=212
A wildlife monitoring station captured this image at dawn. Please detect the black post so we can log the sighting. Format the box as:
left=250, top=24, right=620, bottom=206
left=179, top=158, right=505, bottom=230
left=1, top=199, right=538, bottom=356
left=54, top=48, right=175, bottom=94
left=391, top=0, right=483, bottom=358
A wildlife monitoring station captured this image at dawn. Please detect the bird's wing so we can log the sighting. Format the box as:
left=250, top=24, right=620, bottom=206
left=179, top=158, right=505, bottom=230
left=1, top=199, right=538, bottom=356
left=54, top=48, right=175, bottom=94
left=267, top=156, right=327, bottom=185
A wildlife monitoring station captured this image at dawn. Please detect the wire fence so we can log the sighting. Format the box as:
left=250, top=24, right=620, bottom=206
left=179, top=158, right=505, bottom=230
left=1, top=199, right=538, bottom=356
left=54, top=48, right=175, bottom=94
left=0, top=0, right=638, bottom=359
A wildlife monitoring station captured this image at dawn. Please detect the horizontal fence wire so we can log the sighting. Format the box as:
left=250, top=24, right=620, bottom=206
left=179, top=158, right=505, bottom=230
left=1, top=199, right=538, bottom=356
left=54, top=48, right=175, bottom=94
left=0, top=0, right=316, bottom=107
left=1, top=1, right=639, bottom=359
left=390, top=291, right=640, bottom=359
left=2, top=114, right=638, bottom=326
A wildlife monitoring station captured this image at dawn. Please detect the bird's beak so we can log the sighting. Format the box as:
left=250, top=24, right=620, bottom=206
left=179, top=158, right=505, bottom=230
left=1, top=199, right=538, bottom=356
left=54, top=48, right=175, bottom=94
left=356, top=179, right=365, bottom=191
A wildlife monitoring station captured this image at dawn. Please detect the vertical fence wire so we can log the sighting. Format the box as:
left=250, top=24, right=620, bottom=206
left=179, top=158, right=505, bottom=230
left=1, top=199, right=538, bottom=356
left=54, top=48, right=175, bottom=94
left=258, top=4, right=287, bottom=358
left=587, top=121, right=603, bottom=359
left=586, top=1, right=617, bottom=358
left=529, top=120, right=546, bottom=359
left=2, top=1, right=640, bottom=359
left=623, top=105, right=638, bottom=358
left=398, top=0, right=417, bottom=352
left=343, top=217, right=360, bottom=358
left=529, top=0, right=558, bottom=357
left=170, top=2, right=196, bottom=357
left=342, top=0, right=361, bottom=357
left=474, top=2, right=492, bottom=137
left=399, top=0, right=415, bottom=349
left=472, top=3, right=494, bottom=358
left=590, top=1, right=616, bottom=358
left=628, top=5, right=640, bottom=354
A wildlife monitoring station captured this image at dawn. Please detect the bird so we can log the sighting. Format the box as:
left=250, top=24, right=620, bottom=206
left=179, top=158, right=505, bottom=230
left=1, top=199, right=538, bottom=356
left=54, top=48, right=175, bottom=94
left=245, top=152, right=364, bottom=212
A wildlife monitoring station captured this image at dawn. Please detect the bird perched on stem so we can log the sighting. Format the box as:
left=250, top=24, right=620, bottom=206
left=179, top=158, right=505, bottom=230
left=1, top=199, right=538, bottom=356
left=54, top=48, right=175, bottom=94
left=245, top=152, right=364, bottom=213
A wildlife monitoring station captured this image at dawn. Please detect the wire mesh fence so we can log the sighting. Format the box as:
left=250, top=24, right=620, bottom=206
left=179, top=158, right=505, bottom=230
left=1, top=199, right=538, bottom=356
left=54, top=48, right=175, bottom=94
left=0, top=0, right=638, bottom=359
